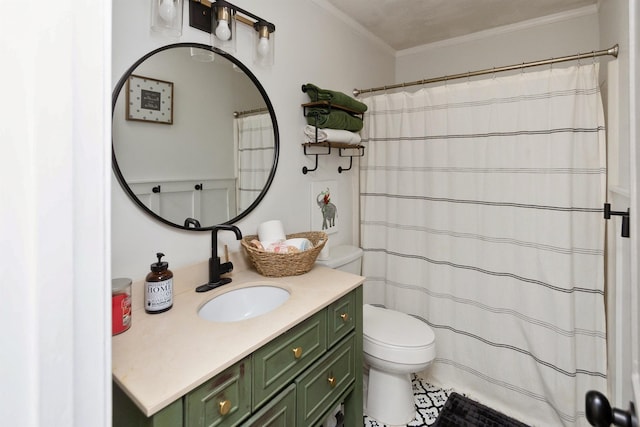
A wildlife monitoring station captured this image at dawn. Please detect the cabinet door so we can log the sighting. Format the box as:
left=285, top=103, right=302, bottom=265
left=185, top=357, right=252, bottom=427
left=296, top=334, right=356, bottom=426
left=340, top=286, right=364, bottom=427
left=252, top=310, right=326, bottom=410
left=326, top=292, right=356, bottom=348
left=240, top=384, right=296, bottom=427
left=113, top=381, right=183, bottom=427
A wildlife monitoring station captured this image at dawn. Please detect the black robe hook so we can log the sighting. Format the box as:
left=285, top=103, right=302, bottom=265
left=604, top=203, right=630, bottom=238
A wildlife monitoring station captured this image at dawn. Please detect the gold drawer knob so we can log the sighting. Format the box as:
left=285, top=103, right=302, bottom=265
left=340, top=313, right=349, bottom=322
left=327, top=376, right=337, bottom=388
left=218, top=399, right=231, bottom=416
left=292, top=347, right=303, bottom=359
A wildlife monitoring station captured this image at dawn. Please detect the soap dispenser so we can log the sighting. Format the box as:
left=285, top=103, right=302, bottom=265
left=144, top=252, right=174, bottom=314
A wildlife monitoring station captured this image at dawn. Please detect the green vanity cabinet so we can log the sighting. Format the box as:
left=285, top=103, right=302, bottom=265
left=295, top=335, right=356, bottom=426
left=326, top=290, right=356, bottom=348
left=113, top=286, right=363, bottom=427
left=185, top=357, right=252, bottom=426
left=113, top=381, right=184, bottom=427
left=240, top=384, right=297, bottom=426
left=252, top=310, right=327, bottom=410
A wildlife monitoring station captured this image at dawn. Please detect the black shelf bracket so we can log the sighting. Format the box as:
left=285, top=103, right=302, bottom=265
left=604, top=203, right=630, bottom=238
left=337, top=146, right=365, bottom=173
left=338, top=157, right=353, bottom=173
left=302, top=144, right=331, bottom=174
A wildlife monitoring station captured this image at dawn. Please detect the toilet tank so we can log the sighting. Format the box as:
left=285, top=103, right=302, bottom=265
left=315, top=245, right=363, bottom=275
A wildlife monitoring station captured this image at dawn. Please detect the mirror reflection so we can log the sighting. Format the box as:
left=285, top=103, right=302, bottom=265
left=112, top=43, right=278, bottom=230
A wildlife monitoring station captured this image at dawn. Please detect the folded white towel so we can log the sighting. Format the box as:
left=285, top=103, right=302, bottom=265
left=304, top=125, right=362, bottom=144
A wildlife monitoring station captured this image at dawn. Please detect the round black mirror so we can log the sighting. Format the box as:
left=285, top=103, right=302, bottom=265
left=112, top=43, right=279, bottom=230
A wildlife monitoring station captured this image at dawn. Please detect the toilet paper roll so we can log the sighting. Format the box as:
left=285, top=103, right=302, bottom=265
left=317, top=239, right=330, bottom=260
left=284, top=238, right=312, bottom=251
left=257, top=220, right=286, bottom=244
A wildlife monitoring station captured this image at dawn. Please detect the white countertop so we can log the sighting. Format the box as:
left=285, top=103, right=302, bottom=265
left=112, top=257, right=364, bottom=417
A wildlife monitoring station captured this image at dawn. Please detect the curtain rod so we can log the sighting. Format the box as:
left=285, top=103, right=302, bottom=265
left=353, top=44, right=619, bottom=97
left=233, top=107, right=268, bottom=118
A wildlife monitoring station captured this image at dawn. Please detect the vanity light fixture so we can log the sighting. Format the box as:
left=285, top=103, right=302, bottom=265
left=188, top=0, right=276, bottom=66
left=151, top=0, right=184, bottom=38
left=211, top=1, right=237, bottom=53
left=253, top=20, right=275, bottom=67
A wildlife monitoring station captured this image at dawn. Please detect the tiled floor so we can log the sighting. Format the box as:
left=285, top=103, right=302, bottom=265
left=363, top=375, right=455, bottom=427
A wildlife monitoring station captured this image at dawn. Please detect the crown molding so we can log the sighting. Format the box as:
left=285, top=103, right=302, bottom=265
left=309, top=0, right=396, bottom=56
left=397, top=4, right=598, bottom=57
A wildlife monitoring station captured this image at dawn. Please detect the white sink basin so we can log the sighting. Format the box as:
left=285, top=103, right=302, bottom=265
left=198, top=285, right=290, bottom=323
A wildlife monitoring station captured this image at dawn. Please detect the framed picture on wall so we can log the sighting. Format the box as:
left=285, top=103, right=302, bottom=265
left=126, top=74, right=173, bottom=124
left=310, top=180, right=339, bottom=235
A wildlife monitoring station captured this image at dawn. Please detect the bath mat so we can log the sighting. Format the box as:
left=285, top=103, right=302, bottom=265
left=433, top=392, right=530, bottom=427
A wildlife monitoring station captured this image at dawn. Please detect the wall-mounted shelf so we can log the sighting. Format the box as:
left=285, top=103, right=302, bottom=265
left=301, top=102, right=365, bottom=174
left=301, top=142, right=365, bottom=174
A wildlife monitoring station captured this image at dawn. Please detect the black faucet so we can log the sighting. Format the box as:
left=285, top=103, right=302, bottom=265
left=196, top=225, right=243, bottom=293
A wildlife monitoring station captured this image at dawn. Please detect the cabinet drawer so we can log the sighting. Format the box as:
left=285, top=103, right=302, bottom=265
left=326, top=292, right=357, bottom=348
left=295, top=334, right=356, bottom=426
left=240, top=384, right=296, bottom=427
left=252, top=310, right=326, bottom=410
left=185, top=357, right=252, bottom=427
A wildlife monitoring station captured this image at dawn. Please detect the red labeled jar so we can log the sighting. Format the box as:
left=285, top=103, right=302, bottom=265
left=112, top=278, right=132, bottom=335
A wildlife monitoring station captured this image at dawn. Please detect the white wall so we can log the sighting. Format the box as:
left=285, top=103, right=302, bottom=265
left=600, top=1, right=630, bottom=190
left=111, top=0, right=394, bottom=279
left=395, top=6, right=600, bottom=84
left=599, top=0, right=633, bottom=410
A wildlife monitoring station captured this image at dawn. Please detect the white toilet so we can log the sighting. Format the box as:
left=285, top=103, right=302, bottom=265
left=316, top=245, right=437, bottom=426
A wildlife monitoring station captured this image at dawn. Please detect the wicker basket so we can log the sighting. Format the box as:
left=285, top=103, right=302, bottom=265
left=241, top=231, right=328, bottom=277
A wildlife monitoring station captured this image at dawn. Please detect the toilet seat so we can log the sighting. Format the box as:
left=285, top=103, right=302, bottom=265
left=363, top=304, right=436, bottom=364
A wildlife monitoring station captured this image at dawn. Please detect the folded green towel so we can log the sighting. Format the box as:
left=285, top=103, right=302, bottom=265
left=305, top=107, right=364, bottom=132
left=303, top=83, right=368, bottom=113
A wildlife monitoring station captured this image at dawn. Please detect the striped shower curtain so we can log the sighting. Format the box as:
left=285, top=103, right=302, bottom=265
left=360, top=65, right=607, bottom=426
left=234, top=113, right=274, bottom=214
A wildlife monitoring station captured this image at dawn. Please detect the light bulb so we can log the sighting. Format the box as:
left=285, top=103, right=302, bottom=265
left=257, top=36, right=270, bottom=57
left=158, top=0, right=176, bottom=22
left=215, top=19, right=231, bottom=41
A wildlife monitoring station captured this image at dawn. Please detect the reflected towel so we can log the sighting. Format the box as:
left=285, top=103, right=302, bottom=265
left=305, top=107, right=364, bottom=132
left=303, top=83, right=368, bottom=113
left=304, top=125, right=361, bottom=144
